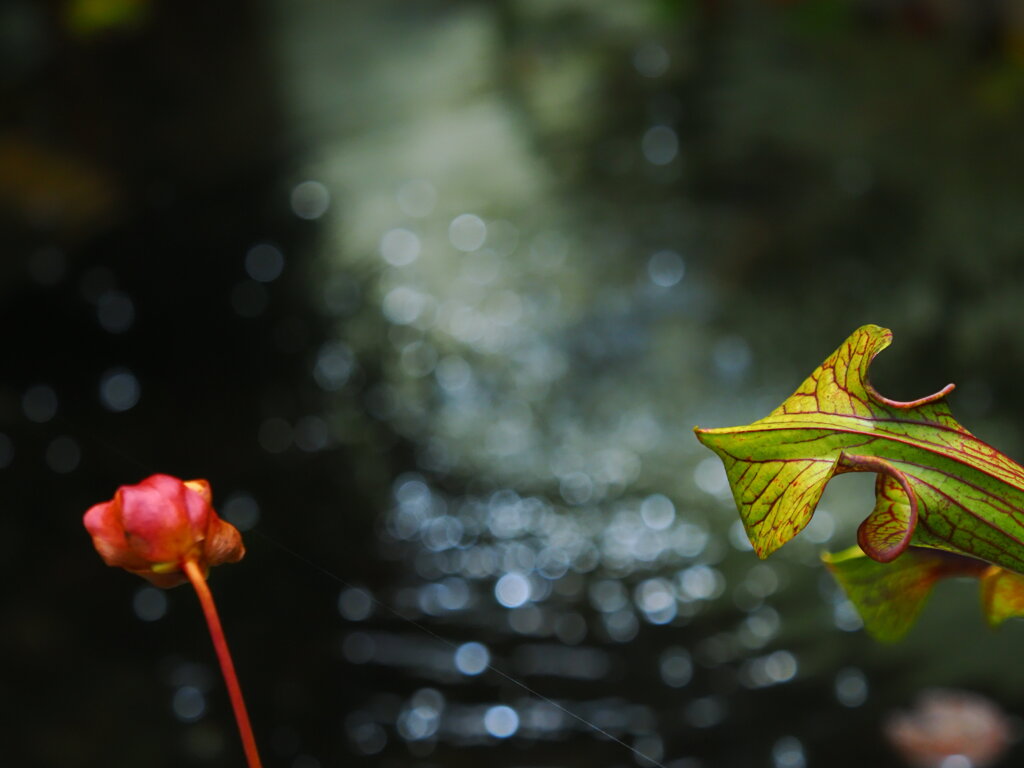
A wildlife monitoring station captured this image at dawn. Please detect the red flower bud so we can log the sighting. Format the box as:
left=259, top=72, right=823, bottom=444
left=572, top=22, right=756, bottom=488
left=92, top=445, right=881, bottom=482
left=84, top=474, right=245, bottom=588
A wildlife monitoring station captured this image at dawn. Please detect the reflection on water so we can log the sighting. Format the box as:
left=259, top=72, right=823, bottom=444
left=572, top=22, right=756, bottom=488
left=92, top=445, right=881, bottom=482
left=267, top=3, right=893, bottom=765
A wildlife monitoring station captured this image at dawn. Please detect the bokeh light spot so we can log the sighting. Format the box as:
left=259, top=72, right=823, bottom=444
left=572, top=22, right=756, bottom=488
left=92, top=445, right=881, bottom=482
left=349, top=719, right=387, bottom=755
left=636, top=578, right=677, bottom=624
left=290, top=180, right=330, bottom=220
left=801, top=508, right=836, bottom=544
left=642, top=125, right=678, bottom=166
left=634, top=734, right=665, bottom=768
left=713, top=336, right=752, bottom=380
left=680, top=565, right=724, bottom=600
left=834, top=600, right=864, bottom=632
left=133, top=586, right=168, bottom=622
left=633, top=42, right=669, bottom=78
left=99, top=367, right=140, bottom=412
left=483, top=705, right=519, bottom=738
left=772, top=736, right=805, bottom=768
left=449, top=214, right=487, bottom=252
left=313, top=341, right=354, bottom=391
left=245, top=243, right=285, bottom=283
left=222, top=492, right=260, bottom=531
left=495, top=572, right=531, bottom=608
left=660, top=647, right=693, bottom=688
left=294, top=415, right=330, bottom=451
left=729, top=520, right=755, bottom=552
left=339, top=587, right=374, bottom=621
left=454, top=642, right=490, bottom=675
left=640, top=493, right=675, bottom=530
left=694, top=456, right=729, bottom=496
left=835, top=667, right=868, bottom=707
left=686, top=696, right=725, bottom=728
left=435, top=355, right=471, bottom=392
left=172, top=686, right=206, bottom=722
left=382, top=286, right=426, bottom=325
left=380, top=228, right=421, bottom=266
left=647, top=250, right=685, bottom=287
left=589, top=579, right=628, bottom=613
left=97, top=290, right=135, bottom=333
left=23, top=384, right=57, bottom=423
left=604, top=609, right=639, bottom=642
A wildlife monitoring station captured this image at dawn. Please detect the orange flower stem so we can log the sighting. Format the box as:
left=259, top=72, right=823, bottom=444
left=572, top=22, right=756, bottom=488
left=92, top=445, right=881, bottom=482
left=182, top=559, right=263, bottom=768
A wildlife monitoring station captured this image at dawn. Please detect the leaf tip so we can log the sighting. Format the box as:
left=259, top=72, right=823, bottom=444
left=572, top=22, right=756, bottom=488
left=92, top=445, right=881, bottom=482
left=692, top=425, right=719, bottom=446
left=980, top=566, right=1024, bottom=630
left=751, top=534, right=783, bottom=560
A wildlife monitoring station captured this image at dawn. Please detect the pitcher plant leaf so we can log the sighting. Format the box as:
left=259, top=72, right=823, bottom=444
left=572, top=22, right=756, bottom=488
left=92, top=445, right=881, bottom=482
left=695, top=324, right=1024, bottom=636
left=824, top=546, right=986, bottom=642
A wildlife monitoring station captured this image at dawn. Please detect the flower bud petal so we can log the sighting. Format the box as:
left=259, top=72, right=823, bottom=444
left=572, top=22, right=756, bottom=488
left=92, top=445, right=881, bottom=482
left=84, top=499, right=149, bottom=571
left=84, top=473, right=245, bottom=588
left=184, top=478, right=212, bottom=504
left=205, top=515, right=246, bottom=567
left=119, top=475, right=198, bottom=563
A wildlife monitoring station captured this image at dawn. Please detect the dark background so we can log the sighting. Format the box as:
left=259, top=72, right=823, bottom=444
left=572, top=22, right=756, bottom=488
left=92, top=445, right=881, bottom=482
left=5, top=1, right=1024, bottom=766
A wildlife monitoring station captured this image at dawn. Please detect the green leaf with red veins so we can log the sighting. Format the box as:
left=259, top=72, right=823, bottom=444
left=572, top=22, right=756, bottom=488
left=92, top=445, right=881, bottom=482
left=824, top=545, right=986, bottom=642
left=825, top=545, right=1024, bottom=640
left=694, top=324, right=1024, bottom=636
